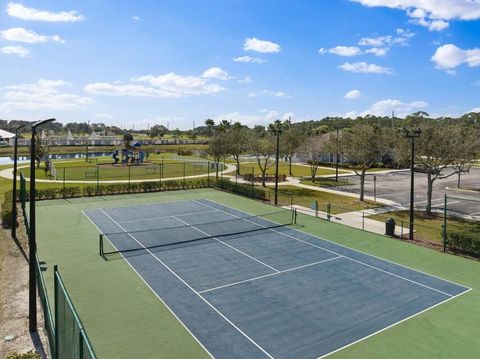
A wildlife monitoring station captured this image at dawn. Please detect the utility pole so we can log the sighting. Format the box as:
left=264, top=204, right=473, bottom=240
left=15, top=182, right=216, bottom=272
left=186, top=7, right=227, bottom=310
left=403, top=128, right=421, bottom=241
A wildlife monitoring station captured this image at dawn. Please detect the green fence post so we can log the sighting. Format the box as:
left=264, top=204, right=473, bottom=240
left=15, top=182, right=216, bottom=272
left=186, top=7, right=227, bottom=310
left=54, top=265, right=59, bottom=359
left=401, top=220, right=404, bottom=238
left=159, top=163, right=162, bottom=191
left=128, top=165, right=131, bottom=193
left=96, top=166, right=99, bottom=196
left=443, top=194, right=447, bottom=252
left=251, top=166, right=255, bottom=188
left=207, top=161, right=210, bottom=187
left=362, top=212, right=365, bottom=231
left=62, top=167, right=66, bottom=198
left=183, top=162, right=186, bottom=189
left=327, top=203, right=331, bottom=221
left=315, top=200, right=318, bottom=217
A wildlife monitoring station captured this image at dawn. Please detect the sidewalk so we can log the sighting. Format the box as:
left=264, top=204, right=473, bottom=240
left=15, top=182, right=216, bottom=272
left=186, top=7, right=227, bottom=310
left=290, top=204, right=410, bottom=237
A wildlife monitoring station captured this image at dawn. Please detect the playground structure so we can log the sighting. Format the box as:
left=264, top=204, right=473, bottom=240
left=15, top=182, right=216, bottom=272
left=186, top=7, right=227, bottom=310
left=112, top=142, right=147, bottom=166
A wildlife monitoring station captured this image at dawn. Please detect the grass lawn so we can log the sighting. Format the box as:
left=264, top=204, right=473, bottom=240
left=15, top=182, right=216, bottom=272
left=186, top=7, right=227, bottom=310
left=227, top=162, right=347, bottom=177
left=266, top=185, right=382, bottom=214
left=369, top=210, right=480, bottom=244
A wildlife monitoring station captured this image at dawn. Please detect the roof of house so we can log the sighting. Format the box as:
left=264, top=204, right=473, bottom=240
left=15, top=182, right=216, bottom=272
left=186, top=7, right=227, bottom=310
left=0, top=129, right=15, bottom=139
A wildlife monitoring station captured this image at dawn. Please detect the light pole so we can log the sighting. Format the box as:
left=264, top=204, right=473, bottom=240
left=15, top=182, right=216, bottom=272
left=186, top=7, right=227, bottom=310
left=273, top=125, right=282, bottom=206
left=335, top=128, right=339, bottom=182
left=12, top=124, right=26, bottom=239
left=403, top=128, right=421, bottom=241
left=29, top=118, right=55, bottom=332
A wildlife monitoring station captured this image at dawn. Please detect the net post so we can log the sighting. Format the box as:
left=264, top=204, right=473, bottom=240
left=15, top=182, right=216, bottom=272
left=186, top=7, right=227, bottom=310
left=79, top=332, right=84, bottom=359
left=99, top=234, right=103, bottom=258
left=53, top=265, right=59, bottom=359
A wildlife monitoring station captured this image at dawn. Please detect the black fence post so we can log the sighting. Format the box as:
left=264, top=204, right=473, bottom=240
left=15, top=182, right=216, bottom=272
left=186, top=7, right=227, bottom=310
left=207, top=161, right=210, bottom=187
left=128, top=165, right=131, bottom=193
left=96, top=166, right=99, bottom=196
left=159, top=163, right=162, bottom=191
left=183, top=162, right=186, bottom=189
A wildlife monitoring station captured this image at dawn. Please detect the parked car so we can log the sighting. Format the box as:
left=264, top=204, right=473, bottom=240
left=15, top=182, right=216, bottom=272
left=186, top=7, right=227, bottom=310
left=414, top=165, right=441, bottom=175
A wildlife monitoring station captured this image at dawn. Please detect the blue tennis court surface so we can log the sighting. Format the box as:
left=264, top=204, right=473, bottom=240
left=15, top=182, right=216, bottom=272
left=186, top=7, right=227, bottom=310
left=84, top=199, right=470, bottom=359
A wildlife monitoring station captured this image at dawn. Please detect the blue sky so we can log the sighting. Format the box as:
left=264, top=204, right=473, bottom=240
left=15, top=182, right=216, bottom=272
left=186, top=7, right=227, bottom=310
left=0, top=0, right=479, bottom=130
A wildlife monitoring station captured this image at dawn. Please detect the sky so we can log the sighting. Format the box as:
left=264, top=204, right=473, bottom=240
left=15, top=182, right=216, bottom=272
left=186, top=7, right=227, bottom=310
left=0, top=0, right=479, bottom=130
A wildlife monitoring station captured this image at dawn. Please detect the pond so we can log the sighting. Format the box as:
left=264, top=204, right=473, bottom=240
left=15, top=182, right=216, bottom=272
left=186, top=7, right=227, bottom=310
left=0, top=152, right=112, bottom=165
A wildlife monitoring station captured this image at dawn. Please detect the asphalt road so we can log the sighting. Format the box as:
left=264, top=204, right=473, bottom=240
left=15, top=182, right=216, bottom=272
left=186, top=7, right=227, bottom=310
left=335, top=168, right=480, bottom=218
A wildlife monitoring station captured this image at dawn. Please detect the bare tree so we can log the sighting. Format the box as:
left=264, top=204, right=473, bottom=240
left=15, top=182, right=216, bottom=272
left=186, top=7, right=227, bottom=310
left=452, top=127, right=480, bottom=188
left=252, top=135, right=276, bottom=187
left=340, top=125, right=386, bottom=201
left=281, top=120, right=306, bottom=176
left=298, top=134, right=326, bottom=182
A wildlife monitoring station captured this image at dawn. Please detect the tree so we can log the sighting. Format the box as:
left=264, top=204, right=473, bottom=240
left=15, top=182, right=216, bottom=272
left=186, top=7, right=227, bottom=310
left=123, top=133, right=133, bottom=148
left=149, top=124, right=167, bottom=138
left=207, top=134, right=228, bottom=179
left=452, top=127, right=480, bottom=188
left=298, top=134, right=326, bottom=182
left=204, top=119, right=215, bottom=136
left=224, top=123, right=251, bottom=175
left=395, top=121, right=460, bottom=215
left=340, top=125, right=386, bottom=201
left=281, top=121, right=306, bottom=176
left=34, top=134, right=49, bottom=168
left=252, top=134, right=276, bottom=187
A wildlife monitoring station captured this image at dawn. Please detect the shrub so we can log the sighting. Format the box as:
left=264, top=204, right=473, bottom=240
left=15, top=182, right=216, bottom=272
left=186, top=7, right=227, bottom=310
left=215, top=179, right=266, bottom=201
left=82, top=185, right=96, bottom=197
left=1, top=190, right=15, bottom=229
left=6, top=351, right=41, bottom=359
left=177, top=148, right=193, bottom=156
left=448, top=230, right=480, bottom=257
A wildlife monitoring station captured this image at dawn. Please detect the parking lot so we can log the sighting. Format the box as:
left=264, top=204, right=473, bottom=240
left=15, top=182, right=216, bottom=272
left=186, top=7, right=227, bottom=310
left=336, top=168, right=480, bottom=218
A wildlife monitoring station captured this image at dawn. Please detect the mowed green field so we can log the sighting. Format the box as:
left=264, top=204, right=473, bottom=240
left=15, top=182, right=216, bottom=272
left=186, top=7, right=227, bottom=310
left=34, top=189, right=480, bottom=359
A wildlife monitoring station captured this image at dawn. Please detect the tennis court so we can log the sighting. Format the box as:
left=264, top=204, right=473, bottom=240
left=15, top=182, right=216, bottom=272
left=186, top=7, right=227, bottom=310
left=83, top=198, right=470, bottom=359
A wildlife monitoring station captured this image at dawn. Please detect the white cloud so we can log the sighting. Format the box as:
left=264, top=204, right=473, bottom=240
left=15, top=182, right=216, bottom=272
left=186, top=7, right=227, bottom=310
left=85, top=72, right=226, bottom=98
left=259, top=90, right=291, bottom=98
left=1, top=45, right=30, bottom=57
left=202, top=67, right=230, bottom=80
left=0, top=27, right=62, bottom=43
left=247, top=92, right=256, bottom=97
left=339, top=62, right=393, bottom=74
left=238, top=76, right=252, bottom=84
left=431, top=44, right=480, bottom=71
left=470, top=107, right=480, bottom=113
left=243, top=37, right=281, bottom=53
left=0, top=79, right=93, bottom=112
left=329, top=46, right=362, bottom=57
left=233, top=55, right=266, bottom=63
left=351, top=0, right=480, bottom=31
left=344, top=89, right=361, bottom=99
left=365, top=47, right=388, bottom=56
left=343, top=111, right=359, bottom=118
left=132, top=15, right=140, bottom=21
left=6, top=2, right=85, bottom=22
left=216, top=110, right=287, bottom=126
left=361, top=98, right=428, bottom=117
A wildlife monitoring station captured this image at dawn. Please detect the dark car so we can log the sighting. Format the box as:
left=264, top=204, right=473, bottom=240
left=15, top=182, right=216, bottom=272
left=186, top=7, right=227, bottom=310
left=414, top=165, right=441, bottom=175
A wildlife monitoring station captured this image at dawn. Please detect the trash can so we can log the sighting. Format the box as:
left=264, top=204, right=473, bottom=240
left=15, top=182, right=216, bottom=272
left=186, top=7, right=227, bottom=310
left=385, top=218, right=396, bottom=237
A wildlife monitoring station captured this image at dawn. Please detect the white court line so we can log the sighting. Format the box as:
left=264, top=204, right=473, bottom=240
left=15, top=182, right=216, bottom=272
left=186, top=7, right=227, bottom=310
left=81, top=210, right=215, bottom=358
left=117, top=209, right=219, bottom=224
left=197, top=199, right=471, bottom=291
left=199, top=256, right=342, bottom=294
left=173, top=215, right=280, bottom=273
left=97, top=208, right=275, bottom=359
left=193, top=200, right=464, bottom=298
left=316, top=288, right=472, bottom=359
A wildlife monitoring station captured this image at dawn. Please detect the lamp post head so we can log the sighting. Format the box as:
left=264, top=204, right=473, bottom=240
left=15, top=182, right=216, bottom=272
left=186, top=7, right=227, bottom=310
left=15, top=124, right=26, bottom=134
left=32, top=118, right=56, bottom=130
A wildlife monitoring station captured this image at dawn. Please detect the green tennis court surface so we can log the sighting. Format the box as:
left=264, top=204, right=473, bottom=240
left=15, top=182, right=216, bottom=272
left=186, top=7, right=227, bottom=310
left=35, top=189, right=479, bottom=358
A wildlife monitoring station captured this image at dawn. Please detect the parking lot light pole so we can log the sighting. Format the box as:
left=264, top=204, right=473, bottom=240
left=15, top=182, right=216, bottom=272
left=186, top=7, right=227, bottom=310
left=29, top=118, right=56, bottom=332
left=12, top=124, right=26, bottom=239
left=403, top=128, right=421, bottom=241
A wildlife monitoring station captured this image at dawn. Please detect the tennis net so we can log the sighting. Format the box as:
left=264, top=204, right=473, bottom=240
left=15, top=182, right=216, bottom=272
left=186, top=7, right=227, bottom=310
left=99, top=208, right=297, bottom=258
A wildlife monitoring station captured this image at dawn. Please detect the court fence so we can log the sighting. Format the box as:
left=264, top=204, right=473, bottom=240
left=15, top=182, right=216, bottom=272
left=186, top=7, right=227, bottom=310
left=18, top=171, right=97, bottom=359
left=266, top=188, right=480, bottom=259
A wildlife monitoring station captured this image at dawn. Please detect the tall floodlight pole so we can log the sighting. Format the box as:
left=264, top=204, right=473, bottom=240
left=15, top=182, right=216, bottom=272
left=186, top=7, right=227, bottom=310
left=403, top=128, right=421, bottom=241
left=335, top=128, right=339, bottom=182
left=12, top=124, right=26, bottom=239
left=273, top=124, right=282, bottom=206
left=29, top=118, right=56, bottom=332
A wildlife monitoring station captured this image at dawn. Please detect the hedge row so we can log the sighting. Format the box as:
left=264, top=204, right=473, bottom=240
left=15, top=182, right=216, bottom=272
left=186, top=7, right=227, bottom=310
left=216, top=179, right=267, bottom=201
left=448, top=230, right=480, bottom=257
